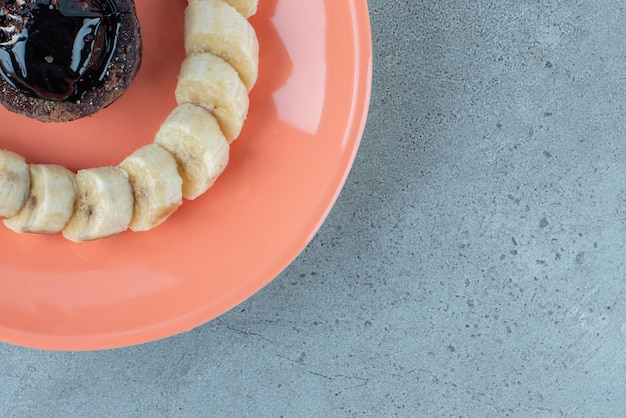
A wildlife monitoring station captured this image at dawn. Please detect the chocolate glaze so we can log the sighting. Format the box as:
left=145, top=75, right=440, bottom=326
left=0, top=0, right=120, bottom=102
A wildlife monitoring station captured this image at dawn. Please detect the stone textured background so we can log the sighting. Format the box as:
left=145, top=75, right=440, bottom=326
left=2, top=0, right=626, bottom=416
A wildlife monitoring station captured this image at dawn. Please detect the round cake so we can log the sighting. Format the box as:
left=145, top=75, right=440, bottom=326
left=0, top=0, right=141, bottom=122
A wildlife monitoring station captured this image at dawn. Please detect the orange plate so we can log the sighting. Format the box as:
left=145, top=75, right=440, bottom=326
left=0, top=0, right=372, bottom=350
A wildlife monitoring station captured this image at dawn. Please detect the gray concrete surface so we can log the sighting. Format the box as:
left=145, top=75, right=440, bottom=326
left=3, top=0, right=626, bottom=416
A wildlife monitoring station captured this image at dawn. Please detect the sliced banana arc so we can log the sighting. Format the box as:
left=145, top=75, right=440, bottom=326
left=0, top=150, right=30, bottom=219
left=155, top=104, right=230, bottom=200
left=62, top=167, right=134, bottom=242
left=176, top=52, right=249, bottom=143
left=185, top=0, right=259, bottom=90
left=4, top=164, right=76, bottom=234
left=0, top=0, right=260, bottom=241
left=119, top=144, right=183, bottom=232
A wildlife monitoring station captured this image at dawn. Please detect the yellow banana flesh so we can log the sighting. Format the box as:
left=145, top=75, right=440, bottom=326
left=185, top=0, right=259, bottom=91
left=3, top=164, right=76, bottom=234
left=119, top=144, right=183, bottom=232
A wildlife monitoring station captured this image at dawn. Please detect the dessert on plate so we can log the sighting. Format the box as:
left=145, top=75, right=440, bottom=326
left=0, top=0, right=259, bottom=241
left=0, top=0, right=142, bottom=122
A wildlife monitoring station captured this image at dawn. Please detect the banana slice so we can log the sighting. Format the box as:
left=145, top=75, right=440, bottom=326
left=188, top=0, right=258, bottom=18
left=62, top=167, right=134, bottom=242
left=154, top=103, right=230, bottom=200
left=226, top=0, right=258, bottom=18
left=185, top=0, right=259, bottom=90
left=175, top=52, right=249, bottom=143
left=0, top=149, right=30, bottom=219
left=119, top=144, right=183, bottom=232
left=3, top=164, right=76, bottom=234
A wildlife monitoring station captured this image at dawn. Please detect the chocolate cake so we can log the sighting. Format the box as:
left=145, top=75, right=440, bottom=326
left=0, top=0, right=141, bottom=122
